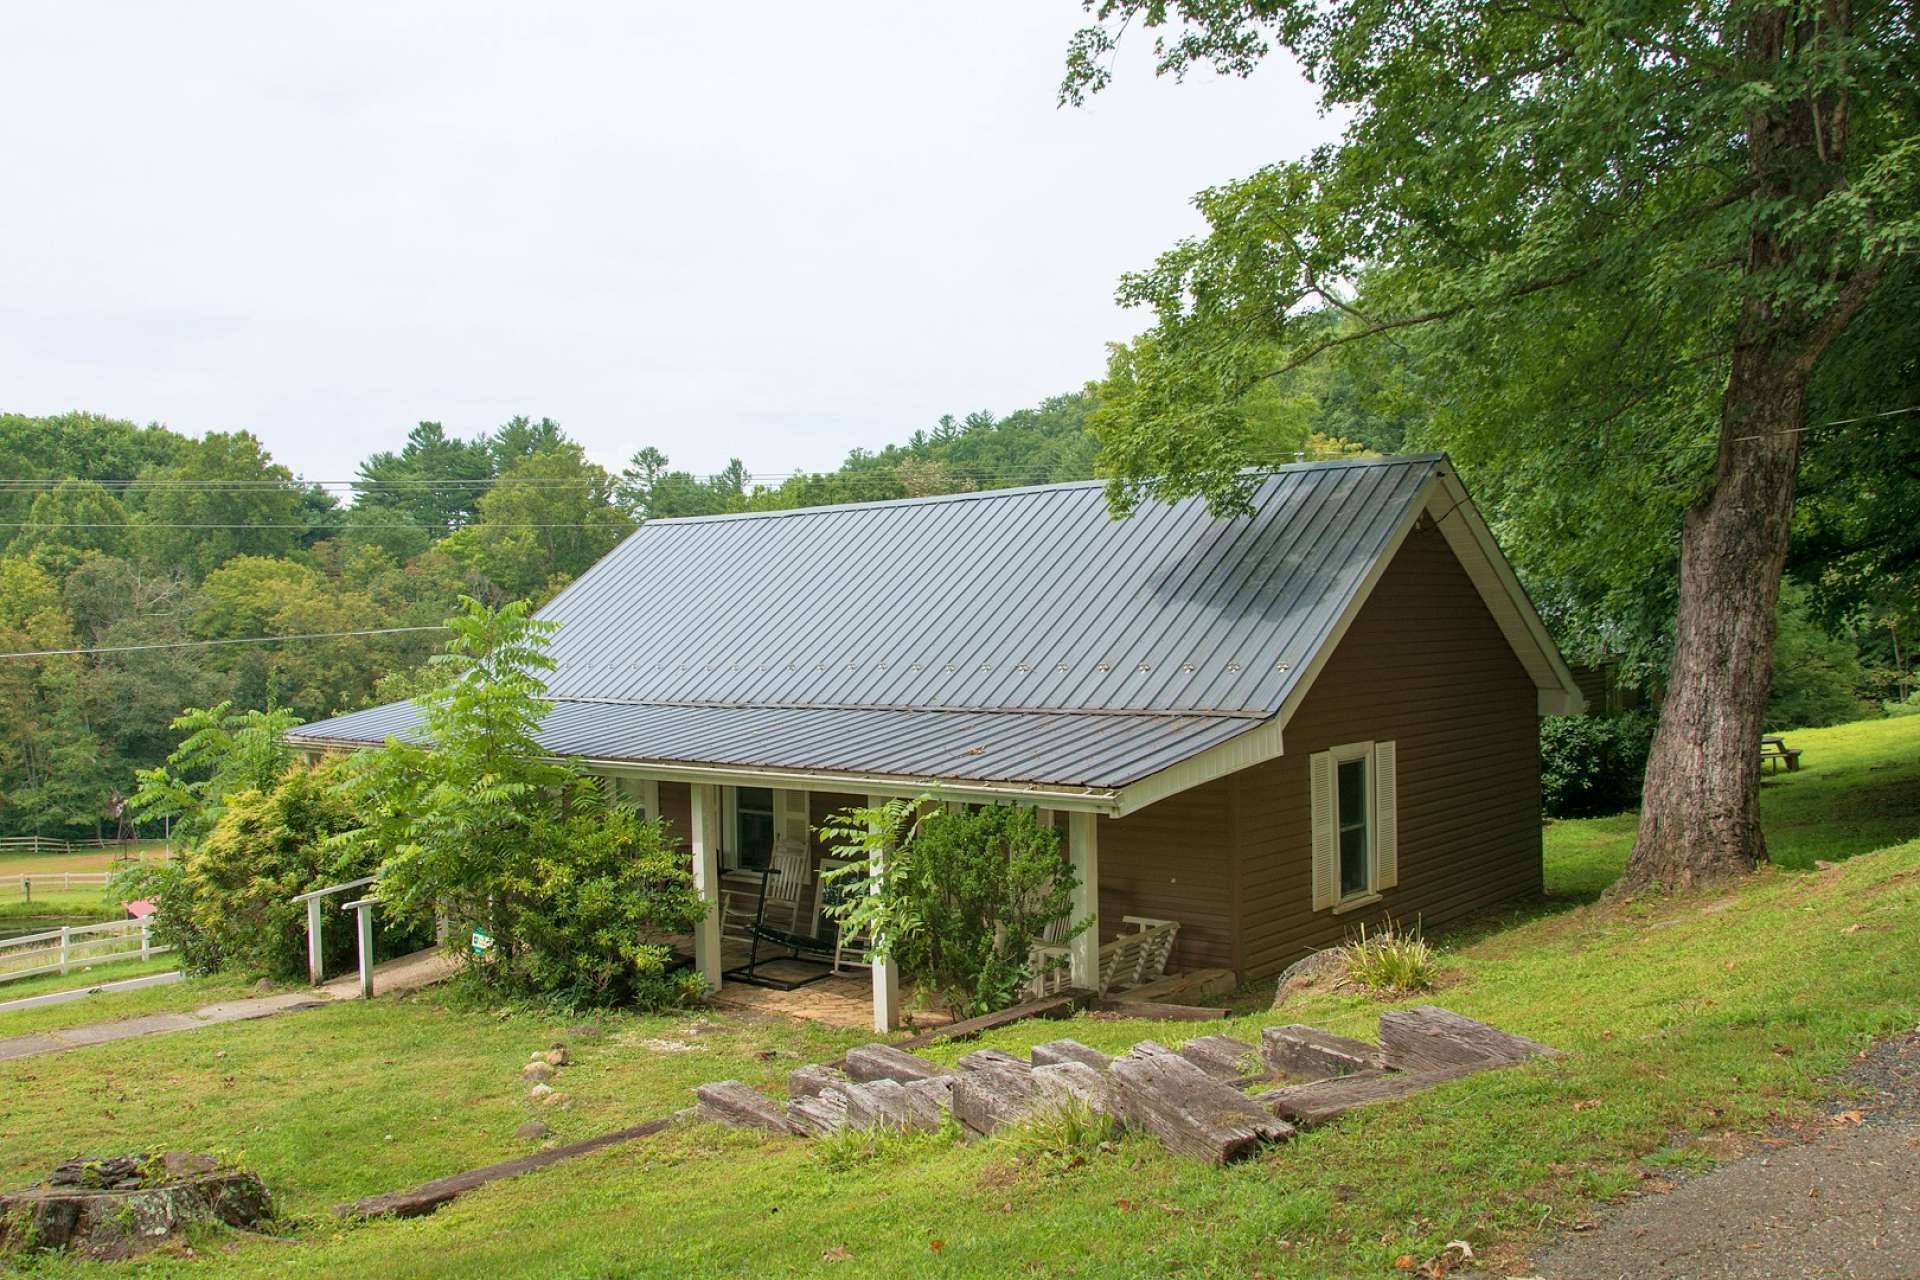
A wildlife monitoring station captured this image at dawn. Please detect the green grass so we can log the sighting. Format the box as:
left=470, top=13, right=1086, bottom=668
left=1542, top=714, right=1920, bottom=900
left=0, top=956, right=182, bottom=1005
left=1, top=716, right=1915, bottom=1278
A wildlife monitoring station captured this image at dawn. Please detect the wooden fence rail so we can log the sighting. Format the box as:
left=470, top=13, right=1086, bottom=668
left=0, top=836, right=151, bottom=856
left=0, top=918, right=169, bottom=984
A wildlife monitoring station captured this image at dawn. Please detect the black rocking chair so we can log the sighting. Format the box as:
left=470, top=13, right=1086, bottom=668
left=721, top=864, right=836, bottom=990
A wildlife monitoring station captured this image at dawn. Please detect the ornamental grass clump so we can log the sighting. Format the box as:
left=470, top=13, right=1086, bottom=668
left=1339, top=918, right=1439, bottom=995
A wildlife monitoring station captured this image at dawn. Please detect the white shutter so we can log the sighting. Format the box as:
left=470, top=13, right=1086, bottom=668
left=1310, top=751, right=1337, bottom=910
left=1373, top=740, right=1399, bottom=890
left=776, top=789, right=810, bottom=847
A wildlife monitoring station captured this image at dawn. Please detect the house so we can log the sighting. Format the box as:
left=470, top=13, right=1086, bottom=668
left=287, top=454, right=1584, bottom=1029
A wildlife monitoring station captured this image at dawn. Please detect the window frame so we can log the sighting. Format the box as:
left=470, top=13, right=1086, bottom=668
left=725, top=785, right=779, bottom=871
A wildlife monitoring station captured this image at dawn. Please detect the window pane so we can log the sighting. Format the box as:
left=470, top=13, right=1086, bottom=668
left=1336, top=758, right=1369, bottom=896
left=1340, top=824, right=1369, bottom=896
left=1337, top=759, right=1367, bottom=828
left=736, top=787, right=776, bottom=870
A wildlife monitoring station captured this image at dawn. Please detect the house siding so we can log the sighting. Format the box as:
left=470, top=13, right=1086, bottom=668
left=1231, top=518, right=1542, bottom=979
left=1096, top=776, right=1238, bottom=973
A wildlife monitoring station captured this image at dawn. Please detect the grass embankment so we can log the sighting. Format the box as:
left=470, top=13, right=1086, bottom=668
left=1, top=717, right=1914, bottom=1278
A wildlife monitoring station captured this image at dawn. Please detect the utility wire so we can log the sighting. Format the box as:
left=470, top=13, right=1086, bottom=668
left=0, top=625, right=450, bottom=661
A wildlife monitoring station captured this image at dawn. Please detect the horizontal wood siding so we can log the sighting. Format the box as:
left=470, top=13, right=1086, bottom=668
left=658, top=781, right=692, bottom=850
left=1233, top=519, right=1542, bottom=978
left=1097, top=777, right=1237, bottom=973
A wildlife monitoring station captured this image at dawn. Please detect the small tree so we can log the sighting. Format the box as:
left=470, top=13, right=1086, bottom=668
left=335, top=596, right=708, bottom=1008
left=125, top=701, right=302, bottom=848
left=821, top=801, right=1086, bottom=1016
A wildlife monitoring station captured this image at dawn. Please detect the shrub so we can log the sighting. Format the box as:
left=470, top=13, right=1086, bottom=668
left=1883, top=690, right=1920, bottom=718
left=1539, top=710, right=1657, bottom=818
left=335, top=597, right=709, bottom=1010
left=820, top=801, right=1086, bottom=1017
left=1339, top=918, right=1438, bottom=995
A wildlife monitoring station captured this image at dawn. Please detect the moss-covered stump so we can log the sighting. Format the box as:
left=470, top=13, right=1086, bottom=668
left=0, top=1153, right=272, bottom=1259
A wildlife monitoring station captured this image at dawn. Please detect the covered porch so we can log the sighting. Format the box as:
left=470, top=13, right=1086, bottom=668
left=594, top=771, right=1109, bottom=1033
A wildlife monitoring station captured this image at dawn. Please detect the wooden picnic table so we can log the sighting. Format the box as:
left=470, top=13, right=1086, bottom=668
left=1759, top=735, right=1803, bottom=773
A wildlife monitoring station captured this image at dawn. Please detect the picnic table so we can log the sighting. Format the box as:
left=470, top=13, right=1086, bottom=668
left=1760, top=734, right=1803, bottom=773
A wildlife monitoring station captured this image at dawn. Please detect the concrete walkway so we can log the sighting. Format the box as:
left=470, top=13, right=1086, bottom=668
left=0, top=969, right=183, bottom=1014
left=0, top=947, right=457, bottom=1063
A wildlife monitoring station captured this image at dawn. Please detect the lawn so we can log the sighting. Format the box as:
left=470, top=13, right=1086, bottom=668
left=0, top=956, right=183, bottom=1006
left=0, top=844, right=173, bottom=926
left=2, top=716, right=1915, bottom=1278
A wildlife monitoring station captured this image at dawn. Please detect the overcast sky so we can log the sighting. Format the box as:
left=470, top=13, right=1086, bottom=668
left=1, top=2, right=1334, bottom=484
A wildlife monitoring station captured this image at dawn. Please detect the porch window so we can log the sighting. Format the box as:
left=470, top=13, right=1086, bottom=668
left=731, top=786, right=776, bottom=870
left=1310, top=740, right=1399, bottom=910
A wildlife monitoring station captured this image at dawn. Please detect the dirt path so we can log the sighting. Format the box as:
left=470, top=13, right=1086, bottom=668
left=1532, top=1032, right=1920, bottom=1280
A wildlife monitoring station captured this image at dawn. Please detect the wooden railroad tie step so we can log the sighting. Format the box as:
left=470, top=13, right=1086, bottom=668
left=1177, top=1034, right=1261, bottom=1082
left=1260, top=1024, right=1381, bottom=1080
left=1254, top=1065, right=1479, bottom=1129
left=694, top=1081, right=794, bottom=1135
left=842, top=1042, right=956, bottom=1084
left=1107, top=1041, right=1294, bottom=1164
left=1377, top=1006, right=1561, bottom=1073
left=1030, top=1038, right=1111, bottom=1070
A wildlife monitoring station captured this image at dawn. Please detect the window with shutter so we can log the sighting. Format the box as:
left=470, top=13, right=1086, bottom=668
left=1312, top=740, right=1398, bottom=908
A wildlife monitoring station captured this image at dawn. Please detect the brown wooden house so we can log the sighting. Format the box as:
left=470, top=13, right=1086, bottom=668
left=290, top=454, right=1583, bottom=1028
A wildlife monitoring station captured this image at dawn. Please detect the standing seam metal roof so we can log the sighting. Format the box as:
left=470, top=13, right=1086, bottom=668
left=287, top=455, right=1448, bottom=790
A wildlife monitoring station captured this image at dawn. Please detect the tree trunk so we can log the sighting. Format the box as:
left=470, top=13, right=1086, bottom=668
left=1622, top=351, right=1805, bottom=890
left=1619, top=4, right=1868, bottom=893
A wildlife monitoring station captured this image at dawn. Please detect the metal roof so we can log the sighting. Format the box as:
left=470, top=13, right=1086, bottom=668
left=288, top=455, right=1450, bottom=792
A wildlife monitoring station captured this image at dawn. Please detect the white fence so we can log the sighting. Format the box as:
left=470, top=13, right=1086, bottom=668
left=2, top=871, right=113, bottom=897
left=0, top=836, right=148, bottom=856
left=0, top=918, right=169, bottom=984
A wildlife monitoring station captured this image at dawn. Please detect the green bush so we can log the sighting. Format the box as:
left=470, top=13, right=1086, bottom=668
left=335, top=597, right=709, bottom=1010
left=821, top=801, right=1085, bottom=1017
left=1539, top=711, right=1657, bottom=818
left=1883, top=691, right=1920, bottom=718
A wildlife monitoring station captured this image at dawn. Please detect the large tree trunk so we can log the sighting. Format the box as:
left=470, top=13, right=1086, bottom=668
left=1622, top=353, right=1805, bottom=889
left=1620, top=5, right=1867, bottom=893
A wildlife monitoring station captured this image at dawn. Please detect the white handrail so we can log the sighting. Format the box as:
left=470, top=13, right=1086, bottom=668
left=291, top=875, right=376, bottom=904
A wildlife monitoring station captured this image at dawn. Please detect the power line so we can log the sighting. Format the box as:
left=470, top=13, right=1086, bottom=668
left=0, top=625, right=450, bottom=661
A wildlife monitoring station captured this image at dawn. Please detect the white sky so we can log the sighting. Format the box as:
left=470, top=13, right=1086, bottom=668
left=0, top=2, right=1334, bottom=483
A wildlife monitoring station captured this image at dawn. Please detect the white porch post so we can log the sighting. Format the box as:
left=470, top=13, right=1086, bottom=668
left=690, top=783, right=723, bottom=993
left=868, top=794, right=900, bottom=1032
left=1068, top=811, right=1100, bottom=991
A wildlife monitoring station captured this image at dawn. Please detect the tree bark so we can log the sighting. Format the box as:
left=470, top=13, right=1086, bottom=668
left=1620, top=3, right=1868, bottom=892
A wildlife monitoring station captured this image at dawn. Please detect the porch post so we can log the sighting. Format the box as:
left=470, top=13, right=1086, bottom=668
left=868, top=794, right=900, bottom=1032
left=690, top=783, right=723, bottom=993
left=1068, top=811, right=1100, bottom=990
left=305, top=897, right=325, bottom=984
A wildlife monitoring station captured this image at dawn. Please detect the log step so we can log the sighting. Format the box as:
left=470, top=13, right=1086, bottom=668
left=1031, top=1060, right=1109, bottom=1113
left=1260, top=1024, right=1380, bottom=1080
left=1030, top=1039, right=1110, bottom=1070
left=1107, top=1041, right=1293, bottom=1164
left=1178, top=1034, right=1260, bottom=1082
left=842, top=1043, right=956, bottom=1084
left=789, top=1063, right=850, bottom=1099
left=1377, top=1006, right=1561, bottom=1073
left=1254, top=1065, right=1478, bottom=1128
left=951, top=1063, right=1039, bottom=1136
left=840, top=1078, right=951, bottom=1132
left=694, top=1081, right=794, bottom=1134
left=787, top=1089, right=849, bottom=1137
left=956, top=1048, right=1031, bottom=1074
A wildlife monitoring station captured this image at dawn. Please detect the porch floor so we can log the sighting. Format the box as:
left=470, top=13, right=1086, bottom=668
left=702, top=940, right=953, bottom=1032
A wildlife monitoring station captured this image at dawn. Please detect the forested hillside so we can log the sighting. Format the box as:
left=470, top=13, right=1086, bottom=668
left=0, top=396, right=1120, bottom=838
